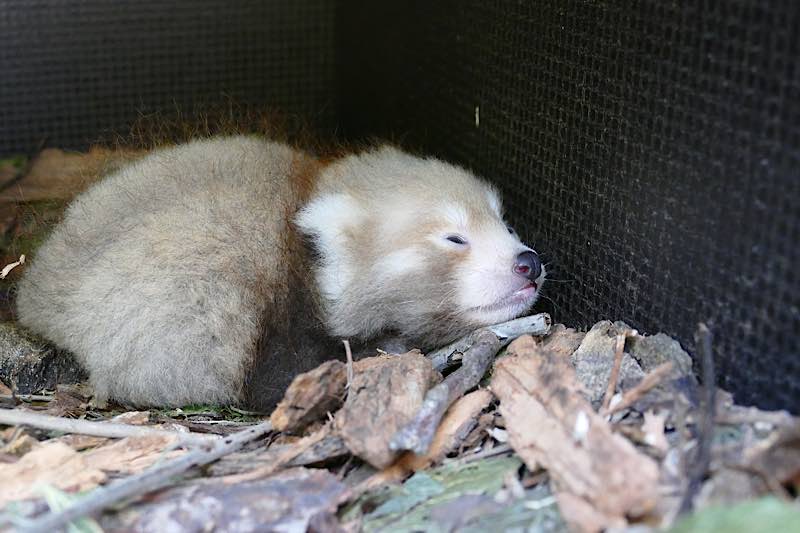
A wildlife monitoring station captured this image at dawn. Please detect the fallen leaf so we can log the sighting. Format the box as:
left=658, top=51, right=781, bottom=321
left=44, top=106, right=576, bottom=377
left=0, top=441, right=106, bottom=507
left=492, top=336, right=660, bottom=532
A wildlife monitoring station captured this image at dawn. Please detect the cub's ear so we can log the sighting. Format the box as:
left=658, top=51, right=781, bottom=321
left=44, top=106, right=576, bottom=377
left=294, top=193, right=366, bottom=300
left=295, top=192, right=365, bottom=243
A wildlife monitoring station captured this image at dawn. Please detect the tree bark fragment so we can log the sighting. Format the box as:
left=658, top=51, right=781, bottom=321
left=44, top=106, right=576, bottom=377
left=491, top=336, right=660, bottom=532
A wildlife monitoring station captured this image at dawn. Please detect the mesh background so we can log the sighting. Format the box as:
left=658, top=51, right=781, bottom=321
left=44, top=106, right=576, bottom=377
left=337, top=0, right=800, bottom=412
left=0, top=0, right=337, bottom=155
left=1, top=1, right=798, bottom=411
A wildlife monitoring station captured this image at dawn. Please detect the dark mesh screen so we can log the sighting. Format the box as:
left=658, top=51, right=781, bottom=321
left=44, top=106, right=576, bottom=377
left=337, top=1, right=800, bottom=412
left=1, top=1, right=799, bottom=412
left=0, top=0, right=336, bottom=155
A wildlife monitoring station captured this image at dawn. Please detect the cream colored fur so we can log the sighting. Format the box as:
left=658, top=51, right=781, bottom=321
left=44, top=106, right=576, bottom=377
left=17, top=137, right=544, bottom=407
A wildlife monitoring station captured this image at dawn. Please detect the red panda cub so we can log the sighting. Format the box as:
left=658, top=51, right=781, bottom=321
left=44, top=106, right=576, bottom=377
left=16, top=136, right=545, bottom=410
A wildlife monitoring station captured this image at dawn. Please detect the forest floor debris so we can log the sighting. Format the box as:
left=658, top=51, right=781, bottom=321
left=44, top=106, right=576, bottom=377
left=0, top=315, right=798, bottom=532
left=0, top=150, right=799, bottom=531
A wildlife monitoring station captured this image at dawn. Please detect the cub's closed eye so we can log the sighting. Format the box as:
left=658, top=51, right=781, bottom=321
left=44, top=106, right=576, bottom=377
left=445, top=235, right=468, bottom=245
left=507, top=225, right=515, bottom=234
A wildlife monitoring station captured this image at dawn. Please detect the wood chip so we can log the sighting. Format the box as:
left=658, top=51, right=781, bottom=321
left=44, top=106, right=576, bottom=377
left=0, top=441, right=107, bottom=507
left=103, top=467, right=348, bottom=533
left=0, top=254, right=24, bottom=279
left=360, top=388, right=493, bottom=491
left=111, top=411, right=151, bottom=426
left=641, top=410, right=669, bottom=454
left=335, top=352, right=441, bottom=469
left=491, top=336, right=660, bottom=532
left=83, top=434, right=184, bottom=475
left=270, top=360, right=347, bottom=433
left=391, top=329, right=501, bottom=454
left=537, top=324, right=586, bottom=358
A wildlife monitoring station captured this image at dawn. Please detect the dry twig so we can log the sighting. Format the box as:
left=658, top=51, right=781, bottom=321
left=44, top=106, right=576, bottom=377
left=606, top=361, right=675, bottom=416
left=0, top=409, right=217, bottom=445
left=601, top=332, right=627, bottom=413
left=0, top=254, right=25, bottom=279
left=679, top=323, right=716, bottom=515
left=13, top=421, right=273, bottom=533
left=343, top=339, right=354, bottom=390
left=390, top=330, right=501, bottom=454
left=427, top=313, right=550, bottom=371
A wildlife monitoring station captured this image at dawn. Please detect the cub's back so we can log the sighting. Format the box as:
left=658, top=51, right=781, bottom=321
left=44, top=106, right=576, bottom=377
left=16, top=136, right=307, bottom=405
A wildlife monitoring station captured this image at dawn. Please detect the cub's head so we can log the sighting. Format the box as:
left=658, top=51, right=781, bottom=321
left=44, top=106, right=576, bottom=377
left=296, top=146, right=546, bottom=349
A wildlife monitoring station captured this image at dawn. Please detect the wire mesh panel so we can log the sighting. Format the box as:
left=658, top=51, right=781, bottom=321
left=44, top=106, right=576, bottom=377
left=0, top=0, right=336, bottom=155
left=337, top=0, right=800, bottom=412
left=1, top=0, right=798, bottom=411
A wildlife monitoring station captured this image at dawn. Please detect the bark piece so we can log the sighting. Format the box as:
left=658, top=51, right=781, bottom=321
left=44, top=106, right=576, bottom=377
left=335, top=352, right=441, bottom=469
left=210, top=422, right=348, bottom=477
left=103, top=467, right=347, bottom=533
left=538, top=323, right=586, bottom=358
left=491, top=337, right=660, bottom=532
left=391, top=330, right=501, bottom=454
left=20, top=421, right=273, bottom=532
left=570, top=321, right=645, bottom=406
left=427, top=313, right=551, bottom=371
left=270, top=359, right=347, bottom=433
left=362, top=389, right=493, bottom=490
left=628, top=332, right=695, bottom=378
left=0, top=323, right=86, bottom=394
left=0, top=441, right=107, bottom=507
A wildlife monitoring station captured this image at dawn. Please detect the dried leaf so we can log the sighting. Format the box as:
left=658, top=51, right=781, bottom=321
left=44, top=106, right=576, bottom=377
left=491, top=337, right=660, bottom=532
left=0, top=441, right=107, bottom=507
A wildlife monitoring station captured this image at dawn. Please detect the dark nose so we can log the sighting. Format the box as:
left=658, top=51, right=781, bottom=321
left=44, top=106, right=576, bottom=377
left=514, top=251, right=542, bottom=280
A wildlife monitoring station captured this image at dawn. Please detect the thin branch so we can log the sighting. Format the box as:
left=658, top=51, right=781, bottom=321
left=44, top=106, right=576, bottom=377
left=390, top=329, right=502, bottom=454
left=427, top=313, right=550, bottom=372
left=679, top=323, right=716, bottom=515
left=0, top=394, right=54, bottom=403
left=343, top=339, right=354, bottom=390
left=14, top=421, right=273, bottom=533
left=0, top=409, right=218, bottom=445
left=606, top=361, right=675, bottom=415
left=446, top=443, right=513, bottom=465
left=601, top=333, right=627, bottom=413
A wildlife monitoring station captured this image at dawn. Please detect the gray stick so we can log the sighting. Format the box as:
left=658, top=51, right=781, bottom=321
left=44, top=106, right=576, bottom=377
left=427, top=313, right=551, bottom=371
left=12, top=421, right=273, bottom=533
left=391, top=330, right=502, bottom=454
left=0, top=408, right=218, bottom=445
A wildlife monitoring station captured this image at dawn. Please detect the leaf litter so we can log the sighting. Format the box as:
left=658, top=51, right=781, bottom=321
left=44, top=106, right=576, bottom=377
left=0, top=149, right=798, bottom=532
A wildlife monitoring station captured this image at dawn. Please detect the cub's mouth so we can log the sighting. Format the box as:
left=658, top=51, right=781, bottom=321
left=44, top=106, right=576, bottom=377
left=472, top=280, right=539, bottom=315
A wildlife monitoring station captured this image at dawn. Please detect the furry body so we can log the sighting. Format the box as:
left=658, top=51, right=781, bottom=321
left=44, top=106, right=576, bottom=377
left=17, top=136, right=545, bottom=409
